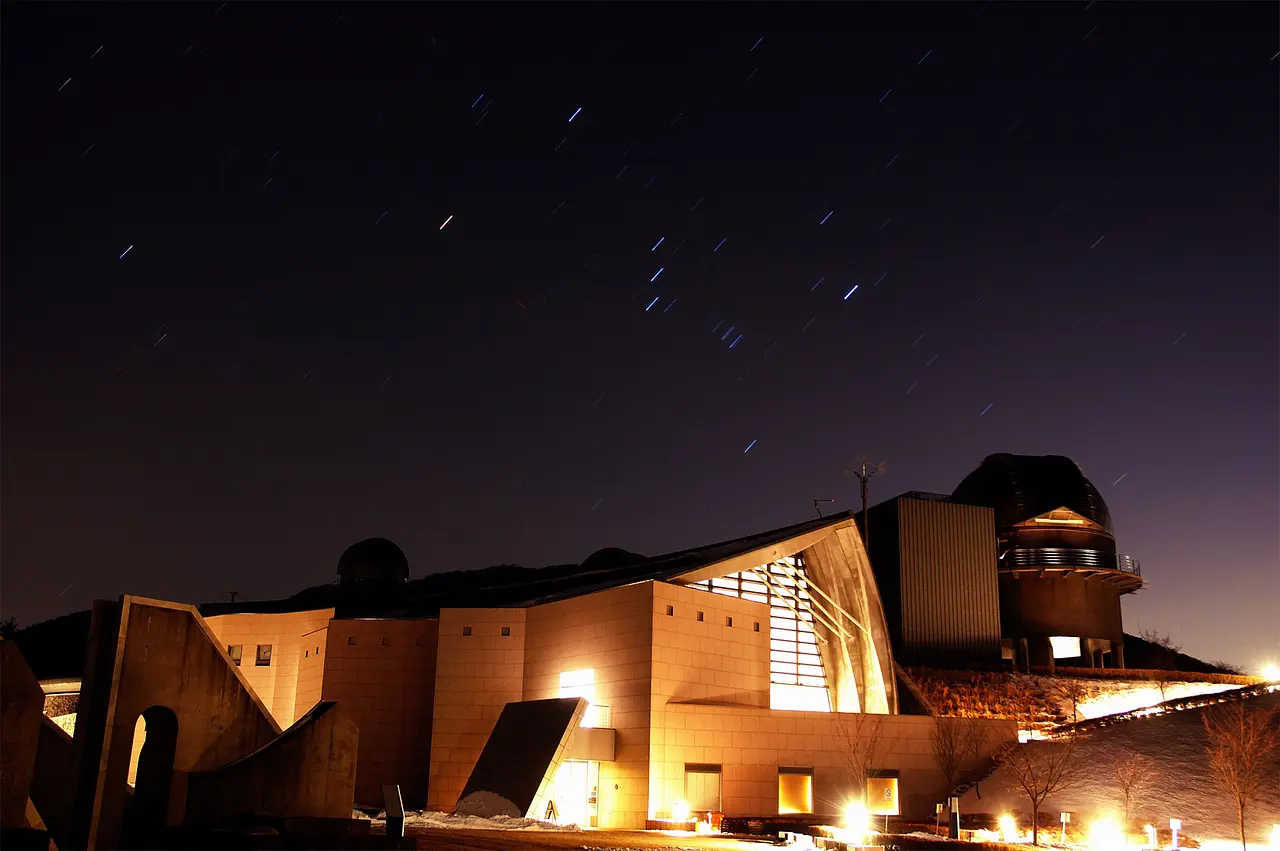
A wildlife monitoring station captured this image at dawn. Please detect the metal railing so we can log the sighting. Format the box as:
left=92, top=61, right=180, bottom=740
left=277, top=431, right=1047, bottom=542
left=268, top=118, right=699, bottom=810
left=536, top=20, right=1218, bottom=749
left=1003, top=548, right=1142, bottom=577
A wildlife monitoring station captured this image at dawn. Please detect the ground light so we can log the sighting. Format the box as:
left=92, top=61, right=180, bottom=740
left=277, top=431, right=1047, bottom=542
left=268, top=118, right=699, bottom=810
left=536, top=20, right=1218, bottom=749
left=1089, top=815, right=1125, bottom=851
left=1262, top=663, right=1280, bottom=682
left=670, top=800, right=690, bottom=823
left=1271, top=824, right=1279, bottom=849
left=1170, top=819, right=1182, bottom=850
left=999, top=815, right=1019, bottom=843
left=1145, top=825, right=1157, bottom=848
left=840, top=800, right=871, bottom=846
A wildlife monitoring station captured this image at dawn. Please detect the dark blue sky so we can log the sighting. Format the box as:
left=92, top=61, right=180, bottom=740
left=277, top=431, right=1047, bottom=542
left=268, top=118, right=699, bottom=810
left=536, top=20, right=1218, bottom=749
left=2, top=2, right=1276, bottom=668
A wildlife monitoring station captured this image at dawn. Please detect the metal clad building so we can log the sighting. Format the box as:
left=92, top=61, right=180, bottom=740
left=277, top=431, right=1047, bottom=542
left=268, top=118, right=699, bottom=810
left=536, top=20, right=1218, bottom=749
left=864, top=493, right=1002, bottom=668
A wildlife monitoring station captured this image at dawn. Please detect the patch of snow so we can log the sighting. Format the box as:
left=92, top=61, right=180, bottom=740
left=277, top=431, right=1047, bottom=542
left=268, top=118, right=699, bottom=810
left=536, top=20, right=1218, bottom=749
left=1075, top=681, right=1237, bottom=720
left=376, top=810, right=578, bottom=831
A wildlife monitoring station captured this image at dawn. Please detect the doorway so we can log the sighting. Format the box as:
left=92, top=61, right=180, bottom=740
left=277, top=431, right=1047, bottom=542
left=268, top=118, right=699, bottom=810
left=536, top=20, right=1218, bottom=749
left=122, top=706, right=179, bottom=839
left=551, top=760, right=599, bottom=827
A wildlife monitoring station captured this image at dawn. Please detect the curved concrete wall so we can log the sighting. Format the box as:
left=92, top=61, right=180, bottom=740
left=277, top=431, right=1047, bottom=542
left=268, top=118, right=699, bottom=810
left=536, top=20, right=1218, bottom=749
left=998, top=574, right=1123, bottom=643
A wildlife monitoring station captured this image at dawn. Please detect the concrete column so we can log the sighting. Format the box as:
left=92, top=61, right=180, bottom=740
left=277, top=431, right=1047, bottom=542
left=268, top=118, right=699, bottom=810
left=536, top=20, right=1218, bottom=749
left=1015, top=638, right=1030, bottom=674
left=1113, top=641, right=1125, bottom=670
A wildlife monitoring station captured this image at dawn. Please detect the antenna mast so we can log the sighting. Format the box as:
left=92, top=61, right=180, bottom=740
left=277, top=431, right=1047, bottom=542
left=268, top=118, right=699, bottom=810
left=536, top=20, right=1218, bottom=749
left=812, top=498, right=835, bottom=518
left=845, top=457, right=886, bottom=549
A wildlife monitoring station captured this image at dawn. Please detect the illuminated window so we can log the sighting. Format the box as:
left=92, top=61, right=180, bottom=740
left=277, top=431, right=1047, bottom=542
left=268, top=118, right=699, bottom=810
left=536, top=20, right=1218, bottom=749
left=684, top=764, right=722, bottom=813
left=778, top=767, right=814, bottom=814
left=726, top=616, right=733, bottom=627
left=559, top=668, right=598, bottom=727
left=227, top=645, right=243, bottom=666
left=501, top=626, right=511, bottom=636
left=462, top=626, right=472, bottom=636
left=866, top=772, right=900, bottom=816
left=1050, top=636, right=1082, bottom=659
left=255, top=644, right=272, bottom=667
left=686, top=556, right=832, bottom=712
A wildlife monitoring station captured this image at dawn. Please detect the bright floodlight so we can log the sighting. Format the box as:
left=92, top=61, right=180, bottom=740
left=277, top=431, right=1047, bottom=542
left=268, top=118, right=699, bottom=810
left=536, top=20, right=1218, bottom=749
left=1262, top=663, right=1280, bottom=682
left=844, top=800, right=871, bottom=845
left=1089, top=816, right=1125, bottom=851
left=1270, top=824, right=1279, bottom=849
left=999, top=815, right=1019, bottom=843
left=671, top=800, right=690, bottom=823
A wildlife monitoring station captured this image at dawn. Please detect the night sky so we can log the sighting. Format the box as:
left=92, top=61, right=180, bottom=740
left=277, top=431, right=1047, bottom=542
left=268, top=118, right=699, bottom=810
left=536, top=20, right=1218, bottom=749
left=2, top=3, right=1276, bottom=669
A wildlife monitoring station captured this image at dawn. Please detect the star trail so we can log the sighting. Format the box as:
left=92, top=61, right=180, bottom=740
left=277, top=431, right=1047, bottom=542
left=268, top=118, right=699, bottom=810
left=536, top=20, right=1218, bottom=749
left=0, top=2, right=1276, bottom=667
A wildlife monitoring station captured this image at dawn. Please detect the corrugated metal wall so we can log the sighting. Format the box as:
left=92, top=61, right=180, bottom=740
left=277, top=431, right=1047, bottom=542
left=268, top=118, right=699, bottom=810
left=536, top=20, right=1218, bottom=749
left=897, top=499, right=1002, bottom=667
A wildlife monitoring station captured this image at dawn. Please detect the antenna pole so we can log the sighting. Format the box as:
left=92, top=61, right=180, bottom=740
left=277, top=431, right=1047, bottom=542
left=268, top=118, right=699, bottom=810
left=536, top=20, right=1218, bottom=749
left=846, top=459, right=885, bottom=550
left=813, top=498, right=835, bottom=518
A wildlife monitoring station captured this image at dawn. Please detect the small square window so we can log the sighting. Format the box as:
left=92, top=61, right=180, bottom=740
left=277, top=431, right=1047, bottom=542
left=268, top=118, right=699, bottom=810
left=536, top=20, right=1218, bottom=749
left=726, top=616, right=733, bottom=627
left=754, top=622, right=761, bottom=632
left=381, top=636, right=390, bottom=646
left=501, top=626, right=511, bottom=636
left=255, top=644, right=273, bottom=667
left=347, top=636, right=356, bottom=646
left=227, top=645, right=243, bottom=666
left=462, top=626, right=472, bottom=636
left=666, top=605, right=674, bottom=616
left=697, top=611, right=704, bottom=622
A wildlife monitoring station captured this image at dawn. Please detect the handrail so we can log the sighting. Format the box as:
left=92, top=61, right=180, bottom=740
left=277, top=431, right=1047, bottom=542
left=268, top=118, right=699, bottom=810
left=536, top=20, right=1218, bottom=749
left=1003, top=548, right=1142, bottom=576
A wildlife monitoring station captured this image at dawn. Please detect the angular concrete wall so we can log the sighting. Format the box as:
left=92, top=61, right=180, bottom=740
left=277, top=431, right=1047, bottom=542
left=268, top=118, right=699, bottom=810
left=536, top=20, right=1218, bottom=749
left=0, top=641, right=45, bottom=828
left=68, top=596, right=283, bottom=849
left=30, top=716, right=75, bottom=849
left=184, top=701, right=358, bottom=825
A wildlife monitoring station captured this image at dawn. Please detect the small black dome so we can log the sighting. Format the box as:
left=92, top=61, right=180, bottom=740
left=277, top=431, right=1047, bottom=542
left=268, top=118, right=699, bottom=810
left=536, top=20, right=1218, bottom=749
left=581, top=547, right=646, bottom=573
left=952, top=453, right=1115, bottom=535
left=338, top=538, right=410, bottom=585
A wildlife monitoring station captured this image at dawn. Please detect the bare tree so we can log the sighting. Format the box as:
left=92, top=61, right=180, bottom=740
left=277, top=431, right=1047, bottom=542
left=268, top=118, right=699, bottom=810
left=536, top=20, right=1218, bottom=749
left=0, top=616, right=18, bottom=639
left=959, top=719, right=991, bottom=797
left=1057, top=678, right=1087, bottom=724
left=931, top=718, right=966, bottom=802
left=1138, top=627, right=1182, bottom=654
left=1151, top=670, right=1171, bottom=703
left=1112, top=753, right=1156, bottom=843
left=1202, top=702, right=1280, bottom=851
left=835, top=712, right=888, bottom=806
left=1210, top=660, right=1245, bottom=676
left=997, top=735, right=1084, bottom=845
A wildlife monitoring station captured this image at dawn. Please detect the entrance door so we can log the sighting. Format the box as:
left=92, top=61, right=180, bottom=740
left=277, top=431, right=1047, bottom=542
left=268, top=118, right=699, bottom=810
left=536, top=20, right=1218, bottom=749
left=551, top=760, right=599, bottom=827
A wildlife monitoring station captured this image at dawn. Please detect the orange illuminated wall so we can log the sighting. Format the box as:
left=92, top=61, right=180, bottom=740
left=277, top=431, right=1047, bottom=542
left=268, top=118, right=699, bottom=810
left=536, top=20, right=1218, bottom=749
left=426, top=608, right=526, bottom=813
left=294, top=626, right=328, bottom=722
left=648, top=583, right=773, bottom=819
left=522, top=582, right=657, bottom=829
left=321, top=618, right=439, bottom=808
left=204, top=609, right=335, bottom=728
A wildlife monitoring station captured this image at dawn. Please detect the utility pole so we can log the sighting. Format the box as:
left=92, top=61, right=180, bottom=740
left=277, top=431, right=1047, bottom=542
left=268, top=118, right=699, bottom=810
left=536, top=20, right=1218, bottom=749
left=845, top=457, right=886, bottom=550
left=812, top=498, right=835, bottom=518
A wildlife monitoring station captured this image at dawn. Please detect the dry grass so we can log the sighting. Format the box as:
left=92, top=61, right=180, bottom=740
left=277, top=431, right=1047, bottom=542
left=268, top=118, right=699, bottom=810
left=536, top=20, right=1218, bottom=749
left=409, top=828, right=778, bottom=850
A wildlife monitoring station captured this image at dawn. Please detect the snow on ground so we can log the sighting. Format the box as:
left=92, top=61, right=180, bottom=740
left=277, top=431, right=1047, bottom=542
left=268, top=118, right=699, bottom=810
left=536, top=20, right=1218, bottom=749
left=1074, top=680, right=1238, bottom=720
left=960, top=690, right=1280, bottom=845
left=369, top=809, right=578, bottom=831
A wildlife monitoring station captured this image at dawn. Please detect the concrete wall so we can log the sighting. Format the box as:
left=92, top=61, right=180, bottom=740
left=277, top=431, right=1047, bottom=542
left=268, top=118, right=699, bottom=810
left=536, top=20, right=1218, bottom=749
left=70, top=597, right=282, bottom=850
left=184, top=701, right=358, bottom=825
left=524, top=583, right=658, bottom=829
left=648, top=583, right=774, bottom=823
left=320, top=618, right=439, bottom=808
left=0, top=641, right=45, bottom=829
left=649, top=704, right=1014, bottom=820
left=294, top=626, right=328, bottom=723
left=998, top=574, right=1124, bottom=643
left=204, top=609, right=335, bottom=728
left=427, top=608, right=525, bottom=813
left=30, top=716, right=75, bottom=847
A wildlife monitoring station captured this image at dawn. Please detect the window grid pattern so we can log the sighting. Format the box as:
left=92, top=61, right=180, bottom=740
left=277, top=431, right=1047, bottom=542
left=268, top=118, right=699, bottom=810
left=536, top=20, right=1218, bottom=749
left=687, top=556, right=827, bottom=689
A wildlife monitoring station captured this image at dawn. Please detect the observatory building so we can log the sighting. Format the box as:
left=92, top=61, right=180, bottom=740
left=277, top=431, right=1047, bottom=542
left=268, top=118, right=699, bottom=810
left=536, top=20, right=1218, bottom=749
left=950, top=453, right=1143, bottom=670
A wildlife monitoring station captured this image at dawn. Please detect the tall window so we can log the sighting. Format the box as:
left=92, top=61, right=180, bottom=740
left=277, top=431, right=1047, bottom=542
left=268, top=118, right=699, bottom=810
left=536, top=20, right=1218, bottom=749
left=255, top=644, right=272, bottom=666
left=226, top=645, right=243, bottom=666
left=686, top=555, right=831, bottom=711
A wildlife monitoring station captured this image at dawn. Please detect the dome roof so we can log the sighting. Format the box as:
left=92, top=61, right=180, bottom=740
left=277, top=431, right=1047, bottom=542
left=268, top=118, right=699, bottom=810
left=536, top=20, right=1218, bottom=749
left=951, top=453, right=1114, bottom=536
left=581, top=547, right=646, bottom=573
left=337, top=537, right=409, bottom=584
